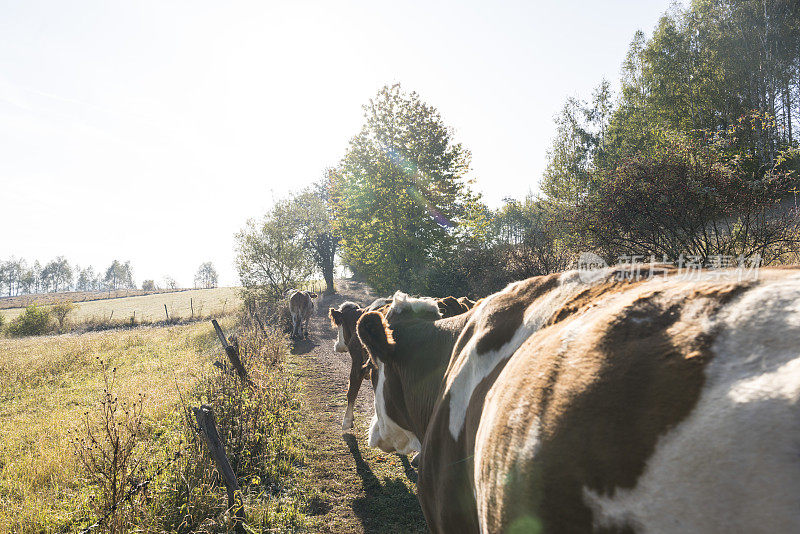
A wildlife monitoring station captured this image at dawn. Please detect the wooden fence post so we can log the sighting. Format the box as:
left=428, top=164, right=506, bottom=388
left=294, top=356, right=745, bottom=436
left=211, top=319, right=248, bottom=382
left=190, top=298, right=194, bottom=319
left=164, top=304, right=169, bottom=321
left=192, top=405, right=244, bottom=521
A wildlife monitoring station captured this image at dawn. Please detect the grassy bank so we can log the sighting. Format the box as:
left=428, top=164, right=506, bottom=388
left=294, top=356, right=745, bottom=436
left=0, top=314, right=312, bottom=532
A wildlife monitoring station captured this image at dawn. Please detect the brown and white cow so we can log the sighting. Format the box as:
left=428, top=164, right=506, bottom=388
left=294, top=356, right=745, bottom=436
left=330, top=295, right=471, bottom=432
left=288, top=290, right=317, bottom=340
left=329, top=297, right=392, bottom=431
left=357, top=269, right=800, bottom=533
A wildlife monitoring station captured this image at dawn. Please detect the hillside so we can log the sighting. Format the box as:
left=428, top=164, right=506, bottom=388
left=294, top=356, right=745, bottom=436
left=0, top=287, right=241, bottom=323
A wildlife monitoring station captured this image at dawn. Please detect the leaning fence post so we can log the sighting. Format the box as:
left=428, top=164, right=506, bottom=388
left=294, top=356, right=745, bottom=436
left=192, top=405, right=244, bottom=521
left=211, top=319, right=248, bottom=382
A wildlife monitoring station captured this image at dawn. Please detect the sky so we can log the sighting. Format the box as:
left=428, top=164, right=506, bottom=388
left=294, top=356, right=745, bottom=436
left=0, top=0, right=677, bottom=287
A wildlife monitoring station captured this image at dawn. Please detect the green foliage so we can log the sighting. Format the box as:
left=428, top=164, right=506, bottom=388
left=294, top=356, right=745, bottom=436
left=236, top=208, right=314, bottom=302
left=332, top=83, right=481, bottom=294
left=140, top=279, right=156, bottom=291
left=575, top=129, right=800, bottom=261
left=7, top=305, right=52, bottom=337
left=0, top=312, right=5, bottom=334
left=279, top=176, right=341, bottom=294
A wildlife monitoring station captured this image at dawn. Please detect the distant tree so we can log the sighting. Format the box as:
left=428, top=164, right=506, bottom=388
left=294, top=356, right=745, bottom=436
left=163, top=276, right=178, bottom=290
left=103, top=260, right=135, bottom=290
left=282, top=174, right=341, bottom=294
left=76, top=266, right=100, bottom=291
left=50, top=301, right=75, bottom=333
left=141, top=280, right=157, bottom=291
left=194, top=263, right=218, bottom=289
left=236, top=211, right=314, bottom=301
left=41, top=257, right=73, bottom=292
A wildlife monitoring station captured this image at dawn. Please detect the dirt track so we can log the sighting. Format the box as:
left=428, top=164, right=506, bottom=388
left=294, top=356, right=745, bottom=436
left=286, top=280, right=427, bottom=533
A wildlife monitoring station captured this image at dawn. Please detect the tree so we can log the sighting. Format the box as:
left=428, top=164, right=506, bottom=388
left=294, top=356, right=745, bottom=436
left=76, top=266, right=100, bottom=291
left=236, top=210, right=314, bottom=301
left=332, top=84, right=479, bottom=293
left=103, top=260, right=134, bottom=290
left=51, top=301, right=75, bottom=333
left=141, top=280, right=157, bottom=291
left=575, top=130, right=800, bottom=263
left=163, top=276, right=178, bottom=290
left=194, top=262, right=218, bottom=289
left=41, top=257, right=73, bottom=293
left=282, top=174, right=340, bottom=294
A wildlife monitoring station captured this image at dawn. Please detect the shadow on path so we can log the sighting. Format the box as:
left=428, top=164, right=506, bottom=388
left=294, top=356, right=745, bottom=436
left=343, top=434, right=426, bottom=533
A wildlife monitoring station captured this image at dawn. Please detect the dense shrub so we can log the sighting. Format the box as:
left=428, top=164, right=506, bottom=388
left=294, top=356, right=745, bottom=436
left=7, top=305, right=52, bottom=337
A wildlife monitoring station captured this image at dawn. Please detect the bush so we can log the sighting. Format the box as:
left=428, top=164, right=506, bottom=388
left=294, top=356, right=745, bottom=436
left=50, top=301, right=75, bottom=333
left=0, top=312, right=5, bottom=335
left=7, top=305, right=52, bottom=337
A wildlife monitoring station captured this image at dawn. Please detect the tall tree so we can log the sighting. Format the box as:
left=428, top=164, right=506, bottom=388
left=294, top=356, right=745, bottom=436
left=332, top=84, right=478, bottom=293
left=41, top=257, right=73, bottom=292
left=281, top=173, right=340, bottom=294
left=194, top=262, right=219, bottom=289
left=103, top=260, right=134, bottom=290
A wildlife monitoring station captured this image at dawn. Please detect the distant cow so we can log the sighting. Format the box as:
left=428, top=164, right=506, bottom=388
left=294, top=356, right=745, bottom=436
left=329, top=297, right=392, bottom=431
left=357, top=269, right=800, bottom=533
left=287, top=290, right=317, bottom=339
left=436, top=296, right=472, bottom=318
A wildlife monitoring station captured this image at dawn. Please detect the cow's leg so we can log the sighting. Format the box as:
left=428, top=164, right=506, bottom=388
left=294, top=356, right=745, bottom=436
left=304, top=315, right=311, bottom=339
left=291, top=313, right=299, bottom=339
left=342, top=364, right=367, bottom=431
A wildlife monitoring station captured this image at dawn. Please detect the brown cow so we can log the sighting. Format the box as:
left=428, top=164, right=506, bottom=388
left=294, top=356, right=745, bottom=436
left=357, top=269, right=800, bottom=533
left=288, top=290, right=317, bottom=339
left=329, top=297, right=391, bottom=431
left=330, top=295, right=471, bottom=432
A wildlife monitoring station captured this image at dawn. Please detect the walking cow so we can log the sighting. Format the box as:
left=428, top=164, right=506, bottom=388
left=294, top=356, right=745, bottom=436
left=357, top=268, right=800, bottom=533
left=287, top=290, right=317, bottom=340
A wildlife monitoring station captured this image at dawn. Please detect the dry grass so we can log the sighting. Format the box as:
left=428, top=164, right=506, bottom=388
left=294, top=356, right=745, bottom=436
left=0, top=319, right=228, bottom=531
left=1, top=287, right=241, bottom=324
left=0, top=288, right=188, bottom=310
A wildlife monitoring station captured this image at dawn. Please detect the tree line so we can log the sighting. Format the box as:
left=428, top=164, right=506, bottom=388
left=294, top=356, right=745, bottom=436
left=237, top=0, right=800, bottom=301
left=0, top=258, right=136, bottom=296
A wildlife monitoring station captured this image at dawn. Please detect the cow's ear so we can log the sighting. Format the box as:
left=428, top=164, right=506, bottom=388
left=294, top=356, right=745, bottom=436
left=357, top=311, right=395, bottom=364
left=329, top=308, right=342, bottom=326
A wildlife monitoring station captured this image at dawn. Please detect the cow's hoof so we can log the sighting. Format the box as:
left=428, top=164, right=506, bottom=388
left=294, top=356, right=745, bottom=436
left=342, top=416, right=354, bottom=432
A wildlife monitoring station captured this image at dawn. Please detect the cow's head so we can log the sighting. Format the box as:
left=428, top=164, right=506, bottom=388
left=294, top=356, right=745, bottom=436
left=329, top=302, right=362, bottom=353
left=357, top=292, right=444, bottom=454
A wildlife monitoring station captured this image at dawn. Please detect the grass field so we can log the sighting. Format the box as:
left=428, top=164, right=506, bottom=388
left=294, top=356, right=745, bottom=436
left=0, top=288, right=190, bottom=310
left=0, top=312, right=313, bottom=532
left=0, top=287, right=241, bottom=324
left=0, top=320, right=222, bottom=530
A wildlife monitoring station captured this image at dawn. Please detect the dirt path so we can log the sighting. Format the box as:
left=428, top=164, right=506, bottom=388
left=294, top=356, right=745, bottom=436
left=285, top=280, right=427, bottom=533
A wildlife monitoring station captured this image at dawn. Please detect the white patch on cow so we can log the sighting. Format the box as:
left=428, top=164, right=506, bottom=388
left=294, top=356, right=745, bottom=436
left=583, top=277, right=800, bottom=532
left=334, top=324, right=347, bottom=352
left=368, top=360, right=421, bottom=455
left=387, top=291, right=441, bottom=321
left=446, top=272, right=589, bottom=440
left=342, top=403, right=354, bottom=431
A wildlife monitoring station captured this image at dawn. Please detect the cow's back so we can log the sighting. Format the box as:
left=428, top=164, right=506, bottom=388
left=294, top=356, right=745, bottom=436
left=423, top=269, right=800, bottom=532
